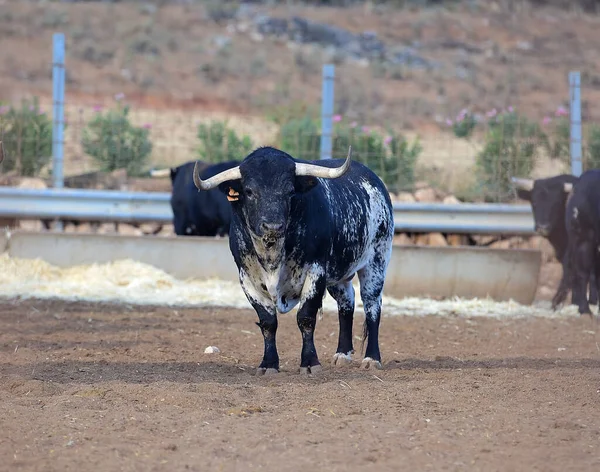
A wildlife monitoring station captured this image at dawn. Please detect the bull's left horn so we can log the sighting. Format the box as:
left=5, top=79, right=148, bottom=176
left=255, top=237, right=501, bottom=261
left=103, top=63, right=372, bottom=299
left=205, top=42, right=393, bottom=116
left=193, top=161, right=242, bottom=191
left=563, top=182, right=574, bottom=193
left=295, top=146, right=352, bottom=179
left=510, top=176, right=534, bottom=191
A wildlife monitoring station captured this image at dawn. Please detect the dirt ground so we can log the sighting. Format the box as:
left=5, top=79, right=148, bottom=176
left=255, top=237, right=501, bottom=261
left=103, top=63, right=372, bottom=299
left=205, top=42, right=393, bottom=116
left=1, top=299, right=599, bottom=471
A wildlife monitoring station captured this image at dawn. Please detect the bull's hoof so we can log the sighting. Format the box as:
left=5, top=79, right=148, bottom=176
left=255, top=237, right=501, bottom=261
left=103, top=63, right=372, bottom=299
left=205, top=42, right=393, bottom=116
left=332, top=352, right=352, bottom=367
left=360, top=357, right=383, bottom=370
left=300, top=364, right=322, bottom=375
left=256, top=367, right=279, bottom=376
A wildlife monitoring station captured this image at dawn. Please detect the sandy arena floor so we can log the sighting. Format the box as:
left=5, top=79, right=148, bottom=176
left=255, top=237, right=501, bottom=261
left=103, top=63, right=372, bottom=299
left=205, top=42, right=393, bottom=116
left=1, top=298, right=600, bottom=471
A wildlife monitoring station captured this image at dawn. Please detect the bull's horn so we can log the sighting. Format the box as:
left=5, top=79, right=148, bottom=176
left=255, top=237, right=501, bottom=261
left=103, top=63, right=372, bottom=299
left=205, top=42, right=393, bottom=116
left=563, top=182, right=574, bottom=193
left=295, top=146, right=352, bottom=179
left=193, top=160, right=241, bottom=191
left=510, top=176, right=534, bottom=191
left=149, top=168, right=171, bottom=178
left=0, top=140, right=4, bottom=164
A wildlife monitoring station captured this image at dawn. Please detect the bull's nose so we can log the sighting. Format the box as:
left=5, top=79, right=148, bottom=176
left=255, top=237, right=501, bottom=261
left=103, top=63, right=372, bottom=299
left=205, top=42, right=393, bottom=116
left=260, top=222, right=284, bottom=234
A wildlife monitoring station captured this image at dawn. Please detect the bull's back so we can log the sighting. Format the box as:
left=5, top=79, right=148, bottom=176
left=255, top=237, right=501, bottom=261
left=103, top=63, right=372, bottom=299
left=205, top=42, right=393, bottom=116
left=314, top=161, right=393, bottom=280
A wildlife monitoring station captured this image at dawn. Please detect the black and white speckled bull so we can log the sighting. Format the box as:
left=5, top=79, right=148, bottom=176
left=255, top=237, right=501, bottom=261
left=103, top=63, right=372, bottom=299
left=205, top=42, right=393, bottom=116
left=193, top=146, right=394, bottom=375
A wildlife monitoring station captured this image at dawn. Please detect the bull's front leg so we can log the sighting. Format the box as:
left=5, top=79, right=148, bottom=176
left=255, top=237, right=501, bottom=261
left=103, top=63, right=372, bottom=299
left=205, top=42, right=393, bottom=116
left=252, top=302, right=279, bottom=375
left=296, top=273, right=326, bottom=375
left=240, top=274, right=279, bottom=375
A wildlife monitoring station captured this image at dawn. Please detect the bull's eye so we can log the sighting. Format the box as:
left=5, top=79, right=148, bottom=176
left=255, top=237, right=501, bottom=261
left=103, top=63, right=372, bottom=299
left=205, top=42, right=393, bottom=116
left=245, top=188, right=254, bottom=198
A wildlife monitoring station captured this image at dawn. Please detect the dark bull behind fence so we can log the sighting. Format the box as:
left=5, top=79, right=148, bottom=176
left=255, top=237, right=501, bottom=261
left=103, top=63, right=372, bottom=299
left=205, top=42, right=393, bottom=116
left=168, top=160, right=238, bottom=237
left=193, top=146, right=394, bottom=374
left=512, top=174, right=598, bottom=307
left=551, top=170, right=600, bottom=316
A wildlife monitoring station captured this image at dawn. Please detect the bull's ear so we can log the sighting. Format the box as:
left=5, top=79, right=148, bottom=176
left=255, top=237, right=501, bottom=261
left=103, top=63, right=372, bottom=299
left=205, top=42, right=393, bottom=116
left=295, top=175, right=319, bottom=193
left=516, top=189, right=532, bottom=201
left=169, top=168, right=177, bottom=183
left=218, top=180, right=243, bottom=202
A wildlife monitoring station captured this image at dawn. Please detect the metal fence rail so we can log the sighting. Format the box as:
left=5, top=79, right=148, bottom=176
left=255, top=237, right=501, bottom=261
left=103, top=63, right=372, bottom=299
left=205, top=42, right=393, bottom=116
left=0, top=187, right=535, bottom=235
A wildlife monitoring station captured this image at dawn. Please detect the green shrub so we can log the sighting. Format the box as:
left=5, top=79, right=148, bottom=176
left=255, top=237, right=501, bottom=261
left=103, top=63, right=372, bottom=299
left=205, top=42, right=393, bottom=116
left=332, top=123, right=421, bottom=192
left=475, top=111, right=547, bottom=202
left=585, top=124, right=600, bottom=170
left=197, top=120, right=254, bottom=163
left=276, top=114, right=421, bottom=191
left=544, top=115, right=570, bottom=164
left=82, top=102, right=152, bottom=176
left=278, top=116, right=321, bottom=162
left=0, top=97, right=53, bottom=177
left=451, top=109, right=477, bottom=139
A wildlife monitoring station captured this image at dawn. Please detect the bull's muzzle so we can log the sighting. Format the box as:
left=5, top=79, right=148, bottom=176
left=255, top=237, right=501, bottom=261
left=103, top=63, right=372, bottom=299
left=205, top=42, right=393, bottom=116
left=260, top=222, right=284, bottom=247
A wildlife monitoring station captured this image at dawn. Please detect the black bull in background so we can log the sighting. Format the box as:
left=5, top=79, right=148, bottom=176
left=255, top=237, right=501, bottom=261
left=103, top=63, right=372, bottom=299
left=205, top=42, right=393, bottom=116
left=511, top=174, right=598, bottom=308
left=163, top=160, right=240, bottom=237
left=551, top=170, right=600, bottom=316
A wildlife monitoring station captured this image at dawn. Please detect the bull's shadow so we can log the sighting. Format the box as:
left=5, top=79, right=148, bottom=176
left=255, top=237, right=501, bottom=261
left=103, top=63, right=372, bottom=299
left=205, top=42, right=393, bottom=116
left=4, top=356, right=600, bottom=386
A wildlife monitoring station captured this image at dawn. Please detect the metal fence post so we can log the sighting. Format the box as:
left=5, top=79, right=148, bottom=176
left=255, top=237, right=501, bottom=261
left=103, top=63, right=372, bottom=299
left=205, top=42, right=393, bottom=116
left=52, top=33, right=66, bottom=231
left=569, top=71, right=582, bottom=177
left=320, top=64, right=335, bottom=160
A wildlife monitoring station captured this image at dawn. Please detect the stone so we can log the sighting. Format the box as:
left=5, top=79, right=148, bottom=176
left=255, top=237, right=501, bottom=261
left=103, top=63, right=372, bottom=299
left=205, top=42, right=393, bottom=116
left=442, top=195, right=461, bottom=204
left=393, top=233, right=413, bottom=245
left=489, top=239, right=512, bottom=250
left=17, top=177, right=47, bottom=189
left=472, top=235, right=497, bottom=246
left=528, top=235, right=557, bottom=262
left=489, top=237, right=527, bottom=250
left=117, top=224, right=143, bottom=236
left=414, top=234, right=429, bottom=246
left=427, top=232, right=448, bottom=247
left=395, top=192, right=416, bottom=203
left=18, top=220, right=43, bottom=232
left=446, top=234, right=467, bottom=246
left=414, top=187, right=437, bottom=203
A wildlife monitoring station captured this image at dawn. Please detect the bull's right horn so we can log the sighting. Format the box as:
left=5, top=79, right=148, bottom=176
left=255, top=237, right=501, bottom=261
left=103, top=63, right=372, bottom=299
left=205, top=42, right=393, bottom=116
left=563, top=182, right=574, bottom=193
left=193, top=161, right=241, bottom=191
left=510, top=176, right=534, bottom=191
left=0, top=141, right=4, bottom=164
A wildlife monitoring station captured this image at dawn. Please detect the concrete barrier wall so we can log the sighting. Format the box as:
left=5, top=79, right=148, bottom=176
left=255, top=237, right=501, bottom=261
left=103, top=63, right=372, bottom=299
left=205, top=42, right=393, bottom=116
left=3, top=230, right=542, bottom=305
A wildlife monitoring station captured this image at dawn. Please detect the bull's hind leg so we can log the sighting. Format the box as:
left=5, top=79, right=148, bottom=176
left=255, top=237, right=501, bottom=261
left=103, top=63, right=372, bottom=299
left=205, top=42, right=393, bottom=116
left=357, top=261, right=387, bottom=370
left=574, top=241, right=594, bottom=316
left=327, top=278, right=355, bottom=367
left=595, top=247, right=600, bottom=313
left=589, top=269, right=598, bottom=306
